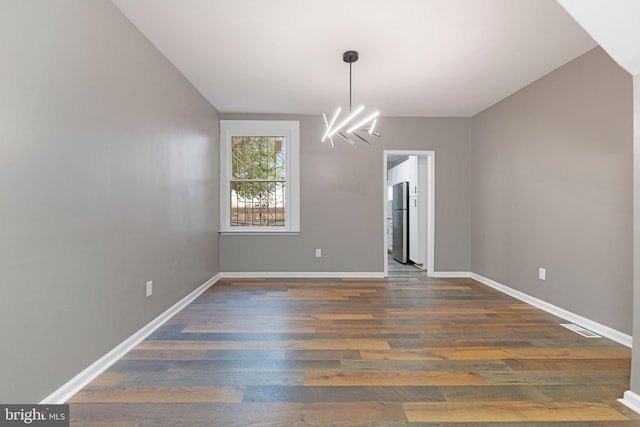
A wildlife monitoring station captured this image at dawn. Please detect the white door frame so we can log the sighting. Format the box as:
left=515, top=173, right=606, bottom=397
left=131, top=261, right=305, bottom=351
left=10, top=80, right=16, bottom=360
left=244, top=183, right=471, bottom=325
left=383, top=150, right=435, bottom=277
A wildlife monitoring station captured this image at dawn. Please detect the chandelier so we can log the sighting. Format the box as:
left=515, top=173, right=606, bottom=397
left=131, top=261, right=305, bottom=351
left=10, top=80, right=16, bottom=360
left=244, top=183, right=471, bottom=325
left=322, top=50, right=380, bottom=146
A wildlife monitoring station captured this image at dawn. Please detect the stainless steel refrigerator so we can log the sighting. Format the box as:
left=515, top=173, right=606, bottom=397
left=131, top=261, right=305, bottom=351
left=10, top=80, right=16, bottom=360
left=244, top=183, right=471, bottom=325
left=392, top=181, right=409, bottom=264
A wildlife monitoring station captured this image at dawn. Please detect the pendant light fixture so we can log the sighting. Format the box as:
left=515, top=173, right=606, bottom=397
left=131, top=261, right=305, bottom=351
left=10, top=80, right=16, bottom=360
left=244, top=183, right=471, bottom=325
left=322, top=50, right=380, bottom=147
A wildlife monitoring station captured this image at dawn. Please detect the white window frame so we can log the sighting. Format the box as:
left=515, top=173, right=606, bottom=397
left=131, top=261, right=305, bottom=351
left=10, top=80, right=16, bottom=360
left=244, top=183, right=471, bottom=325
left=219, top=120, right=300, bottom=234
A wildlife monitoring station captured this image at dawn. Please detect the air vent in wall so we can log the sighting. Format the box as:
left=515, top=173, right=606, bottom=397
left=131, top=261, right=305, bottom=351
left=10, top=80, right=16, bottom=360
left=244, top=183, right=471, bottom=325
left=561, top=323, right=602, bottom=338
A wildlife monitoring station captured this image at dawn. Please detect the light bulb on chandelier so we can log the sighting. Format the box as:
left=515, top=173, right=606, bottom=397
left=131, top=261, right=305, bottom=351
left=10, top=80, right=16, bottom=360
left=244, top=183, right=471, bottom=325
left=321, top=50, right=380, bottom=147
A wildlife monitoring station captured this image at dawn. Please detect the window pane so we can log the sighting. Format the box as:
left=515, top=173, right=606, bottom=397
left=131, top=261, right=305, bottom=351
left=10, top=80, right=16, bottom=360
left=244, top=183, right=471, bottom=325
left=230, top=181, right=286, bottom=227
left=230, top=135, right=286, bottom=228
left=231, top=136, right=285, bottom=180
left=221, top=120, right=299, bottom=233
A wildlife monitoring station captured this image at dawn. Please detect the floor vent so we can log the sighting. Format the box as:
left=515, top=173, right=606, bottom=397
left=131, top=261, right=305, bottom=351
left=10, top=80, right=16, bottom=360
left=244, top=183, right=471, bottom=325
left=561, top=323, right=602, bottom=338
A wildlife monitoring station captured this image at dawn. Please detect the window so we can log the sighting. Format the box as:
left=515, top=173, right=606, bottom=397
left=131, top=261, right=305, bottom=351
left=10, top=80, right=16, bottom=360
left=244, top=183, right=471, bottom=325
left=220, top=120, right=299, bottom=233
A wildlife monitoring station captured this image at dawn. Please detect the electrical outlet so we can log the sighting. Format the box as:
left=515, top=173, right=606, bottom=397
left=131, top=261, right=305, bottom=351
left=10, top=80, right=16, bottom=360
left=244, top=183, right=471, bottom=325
left=538, top=268, right=546, bottom=281
left=146, top=281, right=153, bottom=297
left=315, top=248, right=322, bottom=258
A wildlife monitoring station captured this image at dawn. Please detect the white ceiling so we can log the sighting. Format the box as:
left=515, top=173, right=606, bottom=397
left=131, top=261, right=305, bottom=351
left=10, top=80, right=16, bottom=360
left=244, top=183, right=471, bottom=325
left=111, top=0, right=597, bottom=117
left=558, top=0, right=640, bottom=76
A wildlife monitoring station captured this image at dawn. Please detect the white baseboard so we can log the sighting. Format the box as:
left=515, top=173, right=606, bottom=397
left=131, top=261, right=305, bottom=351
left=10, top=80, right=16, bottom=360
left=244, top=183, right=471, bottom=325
left=39, top=273, right=222, bottom=405
left=619, top=390, right=640, bottom=414
left=221, top=271, right=385, bottom=279
left=432, top=271, right=471, bottom=278
left=470, top=273, right=632, bottom=348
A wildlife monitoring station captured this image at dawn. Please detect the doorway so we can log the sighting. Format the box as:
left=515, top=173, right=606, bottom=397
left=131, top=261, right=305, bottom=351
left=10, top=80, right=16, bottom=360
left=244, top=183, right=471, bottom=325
left=383, top=150, right=435, bottom=277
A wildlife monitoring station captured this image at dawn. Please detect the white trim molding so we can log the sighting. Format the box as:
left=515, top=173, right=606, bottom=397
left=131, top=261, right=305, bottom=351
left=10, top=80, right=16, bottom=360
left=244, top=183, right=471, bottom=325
left=221, top=272, right=385, bottom=279
left=433, top=271, right=472, bottom=278
left=220, top=120, right=300, bottom=234
left=471, top=273, right=632, bottom=348
left=219, top=231, right=299, bottom=236
left=40, top=274, right=222, bottom=404
left=619, top=390, right=640, bottom=414
left=382, top=150, right=435, bottom=278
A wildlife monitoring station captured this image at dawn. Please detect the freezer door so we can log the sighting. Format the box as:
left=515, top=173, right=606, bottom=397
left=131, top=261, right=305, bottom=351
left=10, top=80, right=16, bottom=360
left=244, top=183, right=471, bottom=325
left=392, top=182, right=408, bottom=210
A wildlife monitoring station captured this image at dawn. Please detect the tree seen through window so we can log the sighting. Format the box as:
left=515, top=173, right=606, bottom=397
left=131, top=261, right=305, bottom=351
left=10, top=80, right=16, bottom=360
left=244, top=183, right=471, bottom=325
left=230, top=136, right=286, bottom=227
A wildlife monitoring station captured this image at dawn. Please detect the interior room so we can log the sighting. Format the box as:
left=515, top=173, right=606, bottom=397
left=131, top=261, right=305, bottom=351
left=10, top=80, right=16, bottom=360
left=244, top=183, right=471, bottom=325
left=2, top=0, right=640, bottom=424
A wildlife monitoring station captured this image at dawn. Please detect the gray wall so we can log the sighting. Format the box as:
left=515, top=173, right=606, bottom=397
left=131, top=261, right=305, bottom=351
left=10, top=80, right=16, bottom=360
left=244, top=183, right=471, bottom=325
left=220, top=114, right=471, bottom=273
left=471, top=47, right=633, bottom=334
left=0, top=1, right=220, bottom=402
left=632, top=74, right=640, bottom=392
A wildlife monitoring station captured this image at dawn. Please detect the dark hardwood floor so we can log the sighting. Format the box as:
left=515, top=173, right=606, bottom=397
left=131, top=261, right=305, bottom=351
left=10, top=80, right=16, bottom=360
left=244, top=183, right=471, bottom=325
left=68, top=262, right=638, bottom=426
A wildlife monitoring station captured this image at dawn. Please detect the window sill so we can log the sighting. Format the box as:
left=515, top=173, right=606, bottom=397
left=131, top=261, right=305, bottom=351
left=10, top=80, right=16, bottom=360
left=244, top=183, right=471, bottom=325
left=219, top=230, right=300, bottom=236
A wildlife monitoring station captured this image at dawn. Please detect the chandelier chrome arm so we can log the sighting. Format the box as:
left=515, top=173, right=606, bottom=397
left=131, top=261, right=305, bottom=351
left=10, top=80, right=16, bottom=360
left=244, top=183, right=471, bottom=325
left=336, top=132, right=356, bottom=145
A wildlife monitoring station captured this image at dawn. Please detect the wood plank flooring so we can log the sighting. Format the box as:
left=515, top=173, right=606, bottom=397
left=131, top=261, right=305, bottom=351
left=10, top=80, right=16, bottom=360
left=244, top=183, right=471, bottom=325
left=68, top=262, right=638, bottom=426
